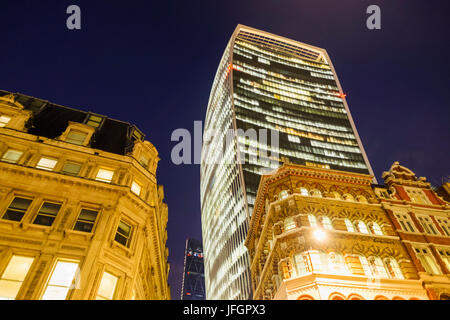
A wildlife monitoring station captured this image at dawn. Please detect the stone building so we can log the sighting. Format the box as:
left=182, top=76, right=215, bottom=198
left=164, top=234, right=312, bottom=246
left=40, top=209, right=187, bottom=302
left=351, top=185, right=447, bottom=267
left=0, top=90, right=170, bottom=300
left=374, top=162, right=450, bottom=300
left=245, top=163, right=432, bottom=300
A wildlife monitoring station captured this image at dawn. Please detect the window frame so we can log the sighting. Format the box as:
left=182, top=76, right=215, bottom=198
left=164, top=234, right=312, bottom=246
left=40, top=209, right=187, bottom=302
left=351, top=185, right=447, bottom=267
left=32, top=201, right=63, bottom=227
left=72, top=207, right=100, bottom=233
left=0, top=254, right=35, bottom=300
left=61, top=161, right=82, bottom=176
left=95, top=168, right=115, bottom=183
left=2, top=196, right=34, bottom=222
left=414, top=247, right=442, bottom=275
left=417, top=215, right=439, bottom=235
left=95, top=271, right=119, bottom=300
left=36, top=156, right=58, bottom=171
left=394, top=212, right=417, bottom=233
left=40, top=258, right=80, bottom=300
left=1, top=149, right=23, bottom=164
left=114, top=219, right=133, bottom=248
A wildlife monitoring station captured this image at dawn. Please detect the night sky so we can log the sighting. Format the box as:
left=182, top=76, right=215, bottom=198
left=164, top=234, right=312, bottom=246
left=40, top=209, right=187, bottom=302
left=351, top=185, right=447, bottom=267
left=1, top=1, right=449, bottom=299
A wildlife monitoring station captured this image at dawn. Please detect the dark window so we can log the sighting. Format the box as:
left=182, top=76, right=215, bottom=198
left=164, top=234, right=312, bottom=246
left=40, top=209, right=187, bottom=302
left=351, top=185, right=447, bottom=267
left=33, top=202, right=61, bottom=226
left=114, top=220, right=132, bottom=247
left=73, top=209, right=99, bottom=233
left=86, top=115, right=103, bottom=128
left=62, top=162, right=82, bottom=176
left=2, top=197, right=33, bottom=221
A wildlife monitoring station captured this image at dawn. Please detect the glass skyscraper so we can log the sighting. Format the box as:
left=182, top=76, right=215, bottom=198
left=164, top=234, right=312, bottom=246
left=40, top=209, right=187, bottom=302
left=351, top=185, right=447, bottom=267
left=200, top=25, right=374, bottom=300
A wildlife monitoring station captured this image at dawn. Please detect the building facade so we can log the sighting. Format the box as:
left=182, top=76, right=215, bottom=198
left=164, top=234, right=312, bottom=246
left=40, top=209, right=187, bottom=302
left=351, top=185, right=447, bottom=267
left=180, top=238, right=205, bottom=300
left=245, top=163, right=431, bottom=300
left=201, top=25, right=374, bottom=299
left=0, top=90, right=170, bottom=300
left=374, top=162, right=450, bottom=300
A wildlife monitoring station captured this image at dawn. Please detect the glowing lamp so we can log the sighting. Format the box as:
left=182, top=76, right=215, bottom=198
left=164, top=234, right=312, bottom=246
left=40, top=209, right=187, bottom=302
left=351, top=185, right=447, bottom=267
left=313, top=229, right=326, bottom=241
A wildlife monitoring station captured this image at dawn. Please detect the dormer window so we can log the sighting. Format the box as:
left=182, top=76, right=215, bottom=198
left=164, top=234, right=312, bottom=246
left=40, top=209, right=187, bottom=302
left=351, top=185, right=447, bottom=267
left=0, top=114, right=11, bottom=127
left=66, top=130, right=88, bottom=145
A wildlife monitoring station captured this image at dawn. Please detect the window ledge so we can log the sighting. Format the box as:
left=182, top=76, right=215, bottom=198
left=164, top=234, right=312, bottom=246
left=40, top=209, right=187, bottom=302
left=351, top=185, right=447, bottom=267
left=64, top=229, right=94, bottom=241
left=21, top=222, right=52, bottom=234
left=110, top=240, right=133, bottom=257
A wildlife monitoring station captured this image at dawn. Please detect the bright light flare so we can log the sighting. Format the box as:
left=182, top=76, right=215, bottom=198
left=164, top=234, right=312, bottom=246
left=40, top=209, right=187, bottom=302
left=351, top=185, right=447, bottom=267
left=313, top=229, right=327, bottom=241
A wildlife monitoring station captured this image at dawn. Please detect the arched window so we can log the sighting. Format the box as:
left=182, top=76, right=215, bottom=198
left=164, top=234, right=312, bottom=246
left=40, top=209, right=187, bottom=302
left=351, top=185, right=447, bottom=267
left=343, top=194, right=354, bottom=201
left=293, top=253, right=310, bottom=276
left=279, top=190, right=289, bottom=200
left=384, top=257, right=404, bottom=279
left=359, top=255, right=372, bottom=277
left=284, top=217, right=296, bottom=231
left=344, top=218, right=356, bottom=232
left=356, top=221, right=369, bottom=234
left=320, top=216, right=333, bottom=230
left=368, top=256, right=388, bottom=278
left=308, top=214, right=318, bottom=227
left=356, top=195, right=368, bottom=203
left=328, top=252, right=347, bottom=274
left=300, top=187, right=309, bottom=196
left=310, top=189, right=322, bottom=197
left=331, top=191, right=341, bottom=200
left=369, top=222, right=383, bottom=235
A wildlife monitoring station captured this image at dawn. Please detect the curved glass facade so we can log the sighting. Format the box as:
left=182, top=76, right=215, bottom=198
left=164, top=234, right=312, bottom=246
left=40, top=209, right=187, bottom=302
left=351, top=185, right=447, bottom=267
left=201, top=25, right=374, bottom=300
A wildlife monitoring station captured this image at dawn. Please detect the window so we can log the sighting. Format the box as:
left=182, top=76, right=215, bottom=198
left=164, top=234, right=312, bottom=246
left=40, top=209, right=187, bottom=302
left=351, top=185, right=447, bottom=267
left=368, top=256, right=388, bottom=278
left=331, top=192, right=341, bottom=200
left=437, top=249, right=450, bottom=271
left=115, top=220, right=132, bottom=247
left=308, top=214, right=318, bottom=227
left=369, top=222, right=383, bottom=235
left=320, top=216, right=333, bottom=230
left=284, top=217, right=296, bottom=231
left=139, top=155, right=149, bottom=168
left=343, top=194, right=354, bottom=201
left=131, top=181, right=142, bottom=196
left=0, top=255, right=34, bottom=300
left=36, top=157, right=58, bottom=171
left=293, top=253, right=310, bottom=276
left=279, top=190, right=288, bottom=200
left=356, top=221, right=369, bottom=234
left=33, top=202, right=62, bottom=226
left=309, top=250, right=328, bottom=273
left=96, top=272, right=118, bottom=300
left=0, top=114, right=11, bottom=127
left=356, top=195, right=368, bottom=203
left=417, top=216, right=439, bottom=235
left=310, top=189, right=322, bottom=197
left=384, top=257, right=404, bottom=279
left=2, top=197, right=33, bottom=221
left=359, top=255, right=372, bottom=277
left=405, top=187, right=430, bottom=204
left=1, top=149, right=23, bottom=163
left=300, top=187, right=309, bottom=196
left=95, top=168, right=114, bottom=183
left=86, top=115, right=103, bottom=128
left=280, top=259, right=293, bottom=279
left=41, top=260, right=79, bottom=300
left=414, top=247, right=441, bottom=275
left=436, top=217, right=450, bottom=236
left=73, top=209, right=99, bottom=233
left=65, top=130, right=88, bottom=145
left=344, top=218, right=356, bottom=232
left=394, top=213, right=416, bottom=233
left=61, top=162, right=82, bottom=176
left=328, top=252, right=348, bottom=274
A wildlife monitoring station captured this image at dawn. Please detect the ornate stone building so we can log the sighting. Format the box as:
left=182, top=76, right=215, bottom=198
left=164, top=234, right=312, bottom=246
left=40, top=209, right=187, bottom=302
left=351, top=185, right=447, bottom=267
left=245, top=163, right=431, bottom=300
left=0, top=90, right=170, bottom=300
left=374, top=162, right=450, bottom=300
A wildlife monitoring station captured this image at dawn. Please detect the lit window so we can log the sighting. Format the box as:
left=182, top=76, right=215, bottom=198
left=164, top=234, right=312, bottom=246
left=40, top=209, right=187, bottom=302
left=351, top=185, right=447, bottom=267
left=309, top=250, right=328, bottom=273
left=417, top=216, right=438, bottom=235
left=320, top=216, right=333, bottom=230
left=86, top=115, right=103, bottom=128
left=308, top=214, right=318, bottom=227
left=358, top=255, right=372, bottom=277
left=369, top=222, right=383, bottom=235
left=437, top=249, right=450, bottom=272
left=1, top=149, right=23, bottom=164
left=66, top=130, right=88, bottom=145
left=384, top=257, right=404, bottom=279
left=131, top=181, right=142, bottom=196
left=405, top=188, right=430, bottom=204
left=356, top=221, right=369, bottom=234
left=33, top=202, right=62, bottom=226
left=279, top=190, right=288, bottom=200
left=41, top=260, right=79, bottom=300
left=394, top=213, right=416, bottom=233
left=115, top=220, right=132, bottom=247
left=0, top=115, right=11, bottom=127
left=96, top=272, right=118, bottom=300
left=328, top=252, right=347, bottom=274
left=344, top=219, right=356, bottom=232
left=284, top=217, right=296, bottom=231
left=61, top=162, right=82, bottom=176
left=343, top=194, right=354, bottom=201
left=300, top=187, right=309, bottom=196
left=36, top=157, right=58, bottom=171
left=368, top=256, right=388, bottom=278
left=2, top=197, right=33, bottom=221
left=73, top=208, right=99, bottom=233
left=414, top=247, right=441, bottom=275
left=310, top=189, right=322, bottom=197
left=95, top=168, right=114, bottom=183
left=0, top=255, right=34, bottom=300
left=293, top=253, right=310, bottom=276
left=436, top=217, right=450, bottom=236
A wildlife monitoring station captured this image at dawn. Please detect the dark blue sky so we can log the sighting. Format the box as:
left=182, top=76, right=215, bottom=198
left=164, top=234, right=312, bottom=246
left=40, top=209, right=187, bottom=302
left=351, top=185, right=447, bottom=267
left=1, top=1, right=449, bottom=299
